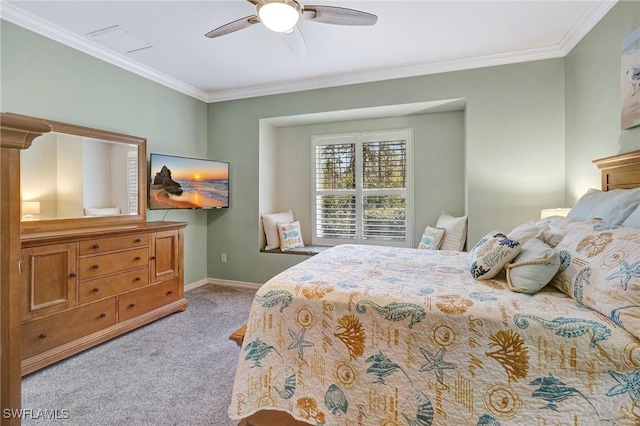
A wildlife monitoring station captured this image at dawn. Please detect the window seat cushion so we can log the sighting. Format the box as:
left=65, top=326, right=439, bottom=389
left=262, top=245, right=331, bottom=256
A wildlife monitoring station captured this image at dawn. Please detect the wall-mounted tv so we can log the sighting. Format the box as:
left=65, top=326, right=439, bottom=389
left=149, top=153, right=229, bottom=210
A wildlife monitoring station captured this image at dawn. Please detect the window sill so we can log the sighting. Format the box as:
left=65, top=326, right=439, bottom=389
left=261, top=245, right=331, bottom=256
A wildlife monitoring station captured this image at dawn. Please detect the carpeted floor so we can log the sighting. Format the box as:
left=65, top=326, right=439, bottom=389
left=21, top=285, right=257, bottom=426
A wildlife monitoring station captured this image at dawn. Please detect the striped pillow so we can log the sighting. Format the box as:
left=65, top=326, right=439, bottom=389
left=436, top=212, right=467, bottom=251
left=505, top=238, right=560, bottom=294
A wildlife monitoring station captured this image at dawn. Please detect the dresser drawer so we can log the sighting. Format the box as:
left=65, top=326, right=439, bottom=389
left=78, top=267, right=149, bottom=305
left=118, top=279, right=180, bottom=322
left=79, top=247, right=149, bottom=280
left=79, top=233, right=149, bottom=256
left=22, top=298, right=117, bottom=359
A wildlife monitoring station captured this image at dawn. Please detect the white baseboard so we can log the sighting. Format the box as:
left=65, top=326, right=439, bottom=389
left=207, top=278, right=262, bottom=290
left=184, top=279, right=210, bottom=293
left=184, top=278, right=262, bottom=292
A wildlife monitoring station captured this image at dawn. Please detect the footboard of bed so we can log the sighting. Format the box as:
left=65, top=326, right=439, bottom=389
left=238, top=410, right=312, bottom=426
left=229, top=324, right=246, bottom=347
left=230, top=325, right=310, bottom=426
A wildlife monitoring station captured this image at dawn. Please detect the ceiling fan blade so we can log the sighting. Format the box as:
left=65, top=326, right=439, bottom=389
left=204, top=15, right=260, bottom=38
left=302, top=5, right=377, bottom=26
left=281, top=25, right=307, bottom=58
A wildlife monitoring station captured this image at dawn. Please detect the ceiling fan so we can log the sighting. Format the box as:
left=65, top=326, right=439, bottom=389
left=204, top=0, right=378, bottom=39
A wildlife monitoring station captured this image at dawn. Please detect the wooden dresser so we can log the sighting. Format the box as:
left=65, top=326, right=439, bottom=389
left=20, top=221, right=188, bottom=375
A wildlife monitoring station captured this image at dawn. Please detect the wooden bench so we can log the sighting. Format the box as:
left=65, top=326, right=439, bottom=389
left=260, top=245, right=330, bottom=256
left=229, top=324, right=246, bottom=347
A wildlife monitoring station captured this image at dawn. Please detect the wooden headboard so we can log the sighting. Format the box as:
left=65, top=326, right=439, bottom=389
left=593, top=150, right=640, bottom=191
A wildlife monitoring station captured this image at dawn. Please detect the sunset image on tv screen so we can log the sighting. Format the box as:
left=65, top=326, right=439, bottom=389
left=149, top=154, right=229, bottom=209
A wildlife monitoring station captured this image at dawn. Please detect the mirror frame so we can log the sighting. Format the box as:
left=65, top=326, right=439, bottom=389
left=11, top=113, right=148, bottom=233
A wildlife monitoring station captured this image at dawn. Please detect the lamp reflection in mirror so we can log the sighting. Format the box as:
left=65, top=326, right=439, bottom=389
left=540, top=208, right=570, bottom=219
left=22, top=201, right=41, bottom=220
left=258, top=0, right=300, bottom=33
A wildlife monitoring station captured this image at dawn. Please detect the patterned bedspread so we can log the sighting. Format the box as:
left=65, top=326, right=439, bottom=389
left=229, top=244, right=640, bottom=425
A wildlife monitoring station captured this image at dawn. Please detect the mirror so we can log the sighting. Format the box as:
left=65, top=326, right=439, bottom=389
left=15, top=114, right=147, bottom=231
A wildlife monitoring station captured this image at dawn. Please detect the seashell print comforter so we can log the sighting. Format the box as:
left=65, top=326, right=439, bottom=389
left=229, top=244, right=640, bottom=425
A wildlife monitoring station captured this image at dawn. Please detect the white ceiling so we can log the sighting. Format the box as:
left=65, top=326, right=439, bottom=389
left=1, top=0, right=617, bottom=103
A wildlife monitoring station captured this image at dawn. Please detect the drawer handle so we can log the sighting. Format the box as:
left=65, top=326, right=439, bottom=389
left=135, top=238, right=142, bottom=243
left=129, top=303, right=136, bottom=308
left=69, top=272, right=77, bottom=278
left=93, top=264, right=100, bottom=270
left=135, top=256, right=141, bottom=261
left=93, top=244, right=100, bottom=249
left=166, top=290, right=174, bottom=296
left=93, top=288, right=100, bottom=293
left=39, top=333, right=47, bottom=339
left=99, top=313, right=107, bottom=318
left=135, top=277, right=142, bottom=281
left=150, top=256, right=156, bottom=260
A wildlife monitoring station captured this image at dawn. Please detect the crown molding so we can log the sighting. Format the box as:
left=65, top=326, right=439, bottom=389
left=207, top=43, right=567, bottom=102
left=557, top=0, right=617, bottom=55
left=0, top=2, right=210, bottom=102
left=2, top=0, right=617, bottom=104
left=206, top=1, right=617, bottom=103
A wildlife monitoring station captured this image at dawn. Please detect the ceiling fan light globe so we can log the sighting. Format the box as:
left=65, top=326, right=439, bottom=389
left=258, top=1, right=300, bottom=33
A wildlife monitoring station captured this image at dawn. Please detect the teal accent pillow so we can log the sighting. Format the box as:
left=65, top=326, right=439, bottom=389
left=277, top=220, right=305, bottom=252
left=417, top=226, right=445, bottom=249
left=469, top=231, right=521, bottom=280
left=505, top=238, right=560, bottom=294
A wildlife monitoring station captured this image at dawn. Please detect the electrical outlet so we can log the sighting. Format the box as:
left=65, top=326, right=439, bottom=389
left=221, top=253, right=227, bottom=263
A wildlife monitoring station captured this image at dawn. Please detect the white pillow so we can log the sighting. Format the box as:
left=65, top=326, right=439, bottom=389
left=277, top=221, right=305, bottom=252
left=417, top=226, right=446, bottom=250
left=262, top=210, right=294, bottom=250
left=622, top=205, right=640, bottom=228
left=507, top=221, right=547, bottom=245
left=505, top=238, right=560, bottom=294
left=84, top=206, right=120, bottom=216
left=567, top=188, right=640, bottom=225
left=436, top=212, right=467, bottom=251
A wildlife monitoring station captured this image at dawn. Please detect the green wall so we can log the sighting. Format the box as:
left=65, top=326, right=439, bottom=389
left=207, top=58, right=566, bottom=284
left=565, top=0, right=640, bottom=202
left=0, top=21, right=209, bottom=286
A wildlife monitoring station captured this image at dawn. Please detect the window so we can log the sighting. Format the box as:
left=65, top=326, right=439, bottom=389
left=311, top=129, right=413, bottom=247
left=127, top=150, right=138, bottom=214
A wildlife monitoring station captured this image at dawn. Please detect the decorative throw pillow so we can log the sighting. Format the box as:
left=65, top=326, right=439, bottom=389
left=469, top=231, right=521, bottom=280
left=436, top=212, right=468, bottom=251
left=417, top=226, right=446, bottom=250
left=567, top=187, right=640, bottom=225
left=622, top=205, right=640, bottom=228
left=84, top=206, right=120, bottom=216
left=535, top=215, right=582, bottom=234
left=277, top=221, right=305, bottom=252
left=504, top=238, right=560, bottom=294
left=262, top=210, right=294, bottom=250
left=550, top=221, right=640, bottom=340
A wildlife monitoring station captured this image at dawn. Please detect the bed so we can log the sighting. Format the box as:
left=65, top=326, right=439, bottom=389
left=229, top=150, right=640, bottom=426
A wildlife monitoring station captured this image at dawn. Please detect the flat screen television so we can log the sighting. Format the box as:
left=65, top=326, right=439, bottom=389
left=149, top=153, right=229, bottom=210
